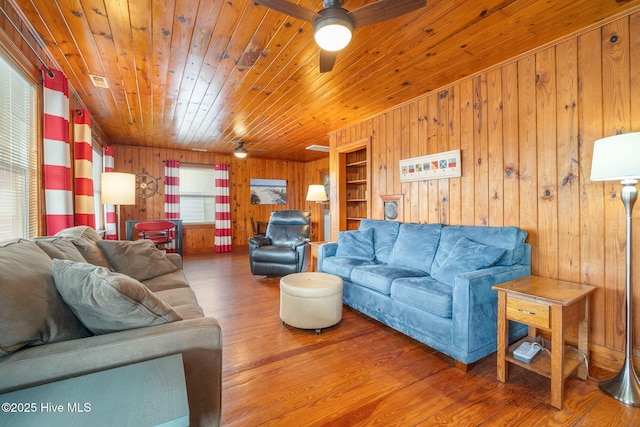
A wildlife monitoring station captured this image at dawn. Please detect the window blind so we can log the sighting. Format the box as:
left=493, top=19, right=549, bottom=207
left=0, top=54, right=36, bottom=239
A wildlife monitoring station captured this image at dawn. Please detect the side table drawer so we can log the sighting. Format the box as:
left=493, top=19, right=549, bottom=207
left=506, top=296, right=550, bottom=328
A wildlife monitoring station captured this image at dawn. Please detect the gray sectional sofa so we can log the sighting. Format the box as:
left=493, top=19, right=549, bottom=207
left=0, top=226, right=222, bottom=426
left=318, top=219, right=530, bottom=369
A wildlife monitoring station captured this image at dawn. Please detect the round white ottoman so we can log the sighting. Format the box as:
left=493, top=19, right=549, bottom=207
left=280, top=272, right=343, bottom=334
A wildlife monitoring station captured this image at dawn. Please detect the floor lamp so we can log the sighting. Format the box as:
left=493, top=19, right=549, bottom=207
left=590, top=132, right=640, bottom=406
left=307, top=184, right=329, bottom=240
left=101, top=172, right=136, bottom=240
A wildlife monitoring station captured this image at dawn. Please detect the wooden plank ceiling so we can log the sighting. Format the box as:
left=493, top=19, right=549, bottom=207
left=10, top=0, right=640, bottom=161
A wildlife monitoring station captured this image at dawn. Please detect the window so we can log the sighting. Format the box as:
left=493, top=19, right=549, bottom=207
left=92, top=147, right=103, bottom=229
left=0, top=53, right=37, bottom=239
left=179, top=166, right=216, bottom=224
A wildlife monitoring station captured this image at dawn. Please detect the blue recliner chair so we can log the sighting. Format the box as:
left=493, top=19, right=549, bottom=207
left=248, top=210, right=311, bottom=276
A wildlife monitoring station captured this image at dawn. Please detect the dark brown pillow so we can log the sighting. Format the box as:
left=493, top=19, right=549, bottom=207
left=96, top=239, right=178, bottom=281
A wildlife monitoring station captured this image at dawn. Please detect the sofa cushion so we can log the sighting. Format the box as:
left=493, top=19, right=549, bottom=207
left=154, top=288, right=205, bottom=320
left=391, top=276, right=454, bottom=318
left=387, top=223, right=443, bottom=273
left=52, top=259, right=183, bottom=335
left=430, top=237, right=506, bottom=286
left=56, top=226, right=110, bottom=267
left=142, top=269, right=191, bottom=293
left=96, top=239, right=178, bottom=281
left=321, top=256, right=374, bottom=281
left=358, top=219, right=400, bottom=264
left=351, top=264, right=428, bottom=295
left=0, top=240, right=90, bottom=355
left=33, top=237, right=86, bottom=262
left=335, top=228, right=375, bottom=261
left=433, top=225, right=527, bottom=268
left=250, top=246, right=298, bottom=263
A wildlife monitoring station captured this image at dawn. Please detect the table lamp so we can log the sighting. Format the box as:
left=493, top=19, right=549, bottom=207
left=306, top=184, right=328, bottom=203
left=590, top=132, right=640, bottom=406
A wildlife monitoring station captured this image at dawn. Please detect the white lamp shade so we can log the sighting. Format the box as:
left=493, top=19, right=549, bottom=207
left=306, top=184, right=328, bottom=202
left=590, top=132, right=640, bottom=181
left=314, top=23, right=352, bottom=51
left=101, top=172, right=136, bottom=205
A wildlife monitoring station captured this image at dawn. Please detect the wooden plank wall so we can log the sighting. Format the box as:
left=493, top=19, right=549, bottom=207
left=113, top=145, right=329, bottom=253
left=329, top=13, right=640, bottom=371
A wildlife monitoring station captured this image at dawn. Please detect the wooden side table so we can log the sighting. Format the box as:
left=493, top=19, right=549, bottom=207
left=493, top=276, right=596, bottom=409
left=308, top=241, right=327, bottom=272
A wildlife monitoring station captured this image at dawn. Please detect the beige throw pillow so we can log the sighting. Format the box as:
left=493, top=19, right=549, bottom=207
left=52, top=259, right=182, bottom=335
left=96, top=240, right=178, bottom=281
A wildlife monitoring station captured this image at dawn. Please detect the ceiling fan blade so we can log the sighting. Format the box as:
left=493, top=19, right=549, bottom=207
left=348, top=0, right=426, bottom=28
left=254, top=0, right=319, bottom=23
left=319, top=50, right=338, bottom=73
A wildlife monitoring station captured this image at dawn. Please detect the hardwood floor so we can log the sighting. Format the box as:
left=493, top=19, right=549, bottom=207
left=183, top=251, right=640, bottom=426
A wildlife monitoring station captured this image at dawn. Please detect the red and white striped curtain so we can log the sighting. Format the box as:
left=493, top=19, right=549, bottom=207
left=103, top=146, right=117, bottom=240
left=43, top=67, right=73, bottom=235
left=164, top=160, right=180, bottom=252
left=214, top=163, right=232, bottom=253
left=73, top=110, right=94, bottom=228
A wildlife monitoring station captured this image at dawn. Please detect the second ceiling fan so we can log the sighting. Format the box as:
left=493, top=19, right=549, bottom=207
left=255, top=0, right=426, bottom=72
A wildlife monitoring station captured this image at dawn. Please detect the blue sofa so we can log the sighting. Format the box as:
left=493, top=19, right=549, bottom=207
left=318, top=219, right=530, bottom=370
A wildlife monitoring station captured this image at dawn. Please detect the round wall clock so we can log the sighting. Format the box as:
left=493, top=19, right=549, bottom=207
left=135, top=172, right=159, bottom=199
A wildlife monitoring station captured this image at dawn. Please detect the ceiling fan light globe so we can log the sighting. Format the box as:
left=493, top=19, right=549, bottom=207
left=314, top=10, right=353, bottom=52
left=314, top=23, right=352, bottom=51
left=234, top=144, right=248, bottom=158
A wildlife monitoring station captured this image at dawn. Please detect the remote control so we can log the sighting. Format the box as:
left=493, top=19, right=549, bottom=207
left=513, top=341, right=542, bottom=363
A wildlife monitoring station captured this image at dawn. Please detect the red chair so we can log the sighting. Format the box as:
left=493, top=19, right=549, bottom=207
left=134, top=221, right=176, bottom=252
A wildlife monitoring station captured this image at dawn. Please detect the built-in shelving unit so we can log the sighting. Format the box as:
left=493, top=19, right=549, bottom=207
left=337, top=138, right=371, bottom=231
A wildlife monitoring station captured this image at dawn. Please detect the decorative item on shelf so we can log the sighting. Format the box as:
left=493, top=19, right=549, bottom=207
left=135, top=171, right=159, bottom=199
left=101, top=172, right=136, bottom=239
left=306, top=184, right=329, bottom=203
left=590, top=131, right=640, bottom=406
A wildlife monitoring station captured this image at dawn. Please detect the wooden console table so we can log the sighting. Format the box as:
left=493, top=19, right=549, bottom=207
left=493, top=276, right=596, bottom=409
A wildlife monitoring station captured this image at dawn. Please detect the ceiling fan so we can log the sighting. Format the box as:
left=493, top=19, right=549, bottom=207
left=254, top=0, right=426, bottom=72
left=234, top=141, right=267, bottom=158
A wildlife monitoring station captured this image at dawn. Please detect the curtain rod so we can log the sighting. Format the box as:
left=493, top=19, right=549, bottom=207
left=0, top=4, right=52, bottom=75
left=163, top=160, right=231, bottom=167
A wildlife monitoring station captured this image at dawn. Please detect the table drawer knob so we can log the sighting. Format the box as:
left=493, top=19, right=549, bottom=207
left=518, top=308, right=535, bottom=315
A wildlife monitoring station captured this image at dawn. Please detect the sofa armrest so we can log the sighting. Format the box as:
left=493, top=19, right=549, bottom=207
left=248, top=235, right=271, bottom=248
left=292, top=237, right=310, bottom=248
left=0, top=317, right=222, bottom=426
left=317, top=242, right=338, bottom=272
left=451, top=263, right=531, bottom=356
left=166, top=252, right=183, bottom=269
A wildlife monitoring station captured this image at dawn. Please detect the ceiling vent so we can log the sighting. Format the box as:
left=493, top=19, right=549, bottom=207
left=89, top=74, right=109, bottom=89
left=306, top=145, right=330, bottom=152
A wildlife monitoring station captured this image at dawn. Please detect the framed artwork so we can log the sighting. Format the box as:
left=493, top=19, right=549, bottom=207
left=399, top=149, right=461, bottom=183
left=250, top=179, right=287, bottom=204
